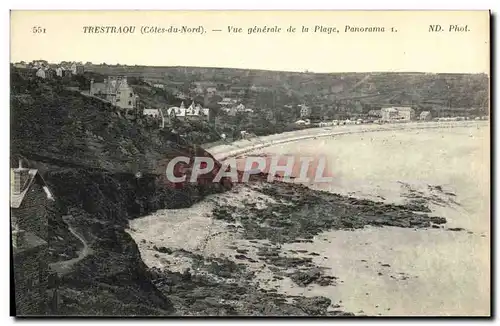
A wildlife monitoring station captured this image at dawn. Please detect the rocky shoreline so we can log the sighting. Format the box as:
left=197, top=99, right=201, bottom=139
left=128, top=176, right=453, bottom=316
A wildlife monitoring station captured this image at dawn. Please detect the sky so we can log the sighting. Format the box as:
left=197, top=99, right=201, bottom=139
left=10, top=10, right=490, bottom=74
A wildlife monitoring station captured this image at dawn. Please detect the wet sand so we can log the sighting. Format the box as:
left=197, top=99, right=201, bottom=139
left=128, top=122, right=490, bottom=316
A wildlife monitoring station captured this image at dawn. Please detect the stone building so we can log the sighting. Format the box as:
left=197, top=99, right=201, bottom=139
left=11, top=159, right=54, bottom=315
left=381, top=107, right=415, bottom=121
left=90, top=76, right=137, bottom=110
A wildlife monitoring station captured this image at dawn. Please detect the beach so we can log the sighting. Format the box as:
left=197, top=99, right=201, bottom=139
left=127, top=121, right=490, bottom=316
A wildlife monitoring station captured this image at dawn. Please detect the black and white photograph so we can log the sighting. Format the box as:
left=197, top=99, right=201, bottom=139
left=9, top=10, right=491, bottom=317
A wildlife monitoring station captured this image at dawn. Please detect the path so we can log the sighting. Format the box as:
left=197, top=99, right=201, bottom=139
left=49, top=216, right=93, bottom=276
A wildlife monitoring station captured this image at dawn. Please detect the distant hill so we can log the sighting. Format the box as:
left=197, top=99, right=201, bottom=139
left=86, top=65, right=489, bottom=115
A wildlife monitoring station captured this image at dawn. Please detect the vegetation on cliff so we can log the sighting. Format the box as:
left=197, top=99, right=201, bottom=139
left=11, top=71, right=227, bottom=315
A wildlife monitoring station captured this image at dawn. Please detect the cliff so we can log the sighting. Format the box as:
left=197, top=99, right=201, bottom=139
left=10, top=71, right=228, bottom=315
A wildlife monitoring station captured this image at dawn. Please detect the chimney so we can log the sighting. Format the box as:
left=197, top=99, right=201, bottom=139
left=12, top=159, right=30, bottom=195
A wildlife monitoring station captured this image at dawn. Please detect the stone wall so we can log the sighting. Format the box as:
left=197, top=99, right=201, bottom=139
left=13, top=244, right=49, bottom=316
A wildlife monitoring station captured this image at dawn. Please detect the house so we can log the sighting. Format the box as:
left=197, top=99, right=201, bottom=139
left=35, top=68, right=46, bottom=79
left=368, top=109, right=382, bottom=118
left=31, top=60, right=48, bottom=68
left=396, top=107, right=416, bottom=120
left=11, top=159, right=53, bottom=315
left=185, top=101, right=210, bottom=120
left=192, top=82, right=217, bottom=95
left=55, top=67, right=64, bottom=77
left=143, top=108, right=167, bottom=128
left=419, top=111, right=432, bottom=121
left=90, top=76, right=137, bottom=110
left=35, top=67, right=54, bottom=79
left=299, top=104, right=311, bottom=118
left=70, top=62, right=84, bottom=75
left=206, top=87, right=217, bottom=95
left=167, top=101, right=210, bottom=122
left=223, top=103, right=247, bottom=116
left=381, top=107, right=415, bottom=121
left=143, top=108, right=161, bottom=118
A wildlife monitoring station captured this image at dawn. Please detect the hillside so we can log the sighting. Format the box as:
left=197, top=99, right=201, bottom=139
left=86, top=65, right=489, bottom=114
left=10, top=71, right=230, bottom=315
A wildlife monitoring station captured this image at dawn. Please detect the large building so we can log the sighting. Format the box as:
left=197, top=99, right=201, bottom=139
left=299, top=104, right=311, bottom=118
left=11, top=159, right=54, bottom=315
left=90, top=76, right=137, bottom=110
left=381, top=107, right=415, bottom=121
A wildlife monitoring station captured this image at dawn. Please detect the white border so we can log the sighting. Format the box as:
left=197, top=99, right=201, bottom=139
left=2, top=1, right=497, bottom=325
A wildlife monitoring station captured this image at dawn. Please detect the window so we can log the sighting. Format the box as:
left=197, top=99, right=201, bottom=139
left=128, top=101, right=132, bottom=105
left=129, top=93, right=133, bottom=97
left=116, top=99, right=120, bottom=102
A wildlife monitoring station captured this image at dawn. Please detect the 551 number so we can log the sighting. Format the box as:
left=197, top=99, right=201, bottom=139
left=32, top=26, right=46, bottom=34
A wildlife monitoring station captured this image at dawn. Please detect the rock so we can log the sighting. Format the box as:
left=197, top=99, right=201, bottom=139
left=289, top=268, right=322, bottom=287
left=294, top=296, right=332, bottom=315
left=157, top=247, right=173, bottom=254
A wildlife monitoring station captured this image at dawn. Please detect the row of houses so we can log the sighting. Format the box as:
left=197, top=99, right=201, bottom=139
left=370, top=107, right=431, bottom=122
left=142, top=101, right=210, bottom=128
left=14, top=61, right=85, bottom=79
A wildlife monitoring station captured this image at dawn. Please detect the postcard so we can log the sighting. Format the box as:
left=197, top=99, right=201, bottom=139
left=10, top=10, right=490, bottom=317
